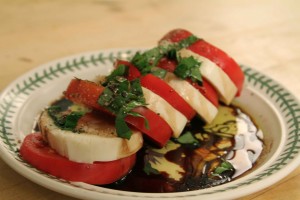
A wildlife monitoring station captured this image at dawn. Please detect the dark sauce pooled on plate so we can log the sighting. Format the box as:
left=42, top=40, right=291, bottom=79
left=103, top=105, right=263, bottom=193
left=39, top=99, right=263, bottom=193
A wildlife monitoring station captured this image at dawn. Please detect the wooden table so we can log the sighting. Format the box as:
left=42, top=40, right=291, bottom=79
left=1, top=0, right=300, bottom=199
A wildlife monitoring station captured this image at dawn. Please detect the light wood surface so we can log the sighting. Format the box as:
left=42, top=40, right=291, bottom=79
left=1, top=0, right=300, bottom=199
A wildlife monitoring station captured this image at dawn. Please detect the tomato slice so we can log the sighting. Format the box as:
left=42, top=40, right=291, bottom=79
left=126, top=107, right=172, bottom=147
left=188, top=40, right=244, bottom=96
left=64, top=79, right=104, bottom=111
left=20, top=133, right=136, bottom=184
left=159, top=28, right=244, bottom=96
left=157, top=57, right=219, bottom=107
left=64, top=79, right=172, bottom=147
left=140, top=74, right=195, bottom=120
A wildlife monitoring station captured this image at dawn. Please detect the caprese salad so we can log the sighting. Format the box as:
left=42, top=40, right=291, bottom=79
left=20, top=29, right=255, bottom=190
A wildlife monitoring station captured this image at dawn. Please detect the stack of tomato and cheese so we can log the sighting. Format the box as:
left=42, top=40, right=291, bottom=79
left=20, top=29, right=244, bottom=185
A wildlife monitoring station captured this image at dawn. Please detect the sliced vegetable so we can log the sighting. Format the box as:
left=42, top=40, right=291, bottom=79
left=178, top=48, right=238, bottom=105
left=159, top=28, right=244, bottom=96
left=98, top=76, right=147, bottom=139
left=131, top=35, right=198, bottom=74
left=140, top=74, right=196, bottom=120
left=39, top=111, right=143, bottom=163
left=64, top=78, right=172, bottom=147
left=141, top=87, right=187, bottom=138
left=20, top=133, right=136, bottom=185
left=157, top=57, right=219, bottom=107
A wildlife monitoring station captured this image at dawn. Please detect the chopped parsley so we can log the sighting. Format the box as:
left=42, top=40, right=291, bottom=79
left=47, top=106, right=84, bottom=132
left=98, top=75, right=148, bottom=139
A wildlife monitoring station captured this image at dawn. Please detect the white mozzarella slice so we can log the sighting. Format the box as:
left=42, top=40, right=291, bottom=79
left=39, top=111, right=143, bottom=164
left=142, top=87, right=187, bottom=138
left=164, top=72, right=218, bottom=123
left=178, top=48, right=238, bottom=105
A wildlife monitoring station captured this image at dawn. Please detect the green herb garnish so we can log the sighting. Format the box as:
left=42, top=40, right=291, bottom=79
left=47, top=106, right=84, bottom=132
left=143, top=162, right=160, bottom=175
left=213, top=161, right=234, bottom=176
left=131, top=35, right=198, bottom=75
left=150, top=68, right=167, bottom=79
left=98, top=76, right=148, bottom=139
left=103, top=64, right=128, bottom=86
left=174, top=56, right=202, bottom=84
left=176, top=131, right=199, bottom=145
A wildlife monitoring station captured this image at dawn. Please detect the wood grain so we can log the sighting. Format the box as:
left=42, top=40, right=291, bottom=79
left=1, top=0, right=300, bottom=199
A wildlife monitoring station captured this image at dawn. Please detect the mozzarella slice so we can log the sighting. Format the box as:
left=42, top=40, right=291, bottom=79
left=164, top=72, right=218, bottom=123
left=177, top=48, right=238, bottom=105
left=142, top=87, right=187, bottom=138
left=39, top=111, right=143, bottom=164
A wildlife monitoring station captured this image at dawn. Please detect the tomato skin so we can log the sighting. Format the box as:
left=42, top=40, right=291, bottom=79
left=64, top=79, right=172, bottom=147
left=140, top=74, right=196, bottom=120
left=20, top=133, right=136, bottom=184
left=160, top=28, right=244, bottom=96
left=157, top=57, right=219, bottom=107
left=160, top=28, right=192, bottom=43
left=64, top=79, right=104, bottom=111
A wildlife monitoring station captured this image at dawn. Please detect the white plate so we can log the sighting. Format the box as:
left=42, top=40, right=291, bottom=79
left=0, top=48, right=300, bottom=200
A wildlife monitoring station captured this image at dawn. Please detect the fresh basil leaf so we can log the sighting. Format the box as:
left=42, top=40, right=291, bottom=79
left=167, top=49, right=177, bottom=60
left=64, top=111, right=84, bottom=131
left=98, top=76, right=147, bottom=139
left=151, top=68, right=167, bottom=79
left=47, top=106, right=84, bottom=132
left=131, top=35, right=198, bottom=75
left=103, top=64, right=128, bottom=86
left=143, top=162, right=160, bottom=175
left=115, top=113, right=132, bottom=139
left=98, top=88, right=114, bottom=108
left=213, top=161, right=234, bottom=176
left=174, top=56, right=202, bottom=84
left=178, top=35, right=198, bottom=48
left=176, top=131, right=199, bottom=144
left=130, top=79, right=144, bottom=98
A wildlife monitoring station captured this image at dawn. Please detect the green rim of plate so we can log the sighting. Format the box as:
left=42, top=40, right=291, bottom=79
left=0, top=49, right=300, bottom=198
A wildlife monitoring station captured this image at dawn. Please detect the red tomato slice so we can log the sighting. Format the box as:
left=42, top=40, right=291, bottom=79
left=159, top=28, right=244, bottom=96
left=157, top=57, right=219, bottom=107
left=64, top=79, right=172, bottom=147
left=140, top=74, right=196, bottom=120
left=126, top=107, right=172, bottom=147
left=64, top=79, right=104, bottom=111
left=20, top=133, right=136, bottom=184
left=188, top=40, right=244, bottom=96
